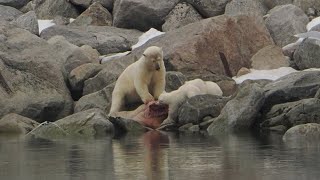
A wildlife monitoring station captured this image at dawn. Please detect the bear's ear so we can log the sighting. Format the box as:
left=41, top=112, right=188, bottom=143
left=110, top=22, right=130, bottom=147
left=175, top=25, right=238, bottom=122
left=142, top=53, right=146, bottom=57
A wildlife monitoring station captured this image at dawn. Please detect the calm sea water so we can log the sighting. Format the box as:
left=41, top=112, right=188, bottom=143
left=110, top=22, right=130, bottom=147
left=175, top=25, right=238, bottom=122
left=0, top=131, right=319, bottom=180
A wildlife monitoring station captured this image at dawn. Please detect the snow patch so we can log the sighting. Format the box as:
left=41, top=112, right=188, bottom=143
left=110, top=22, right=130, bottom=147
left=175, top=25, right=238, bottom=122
left=38, top=20, right=55, bottom=34
left=100, top=51, right=131, bottom=64
left=307, top=16, right=320, bottom=31
left=131, top=28, right=165, bottom=49
left=232, top=67, right=298, bottom=84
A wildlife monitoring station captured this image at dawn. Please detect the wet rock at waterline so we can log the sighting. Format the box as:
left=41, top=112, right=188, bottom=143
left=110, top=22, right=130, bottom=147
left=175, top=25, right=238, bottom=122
left=283, top=123, right=320, bottom=143
left=0, top=113, right=39, bottom=134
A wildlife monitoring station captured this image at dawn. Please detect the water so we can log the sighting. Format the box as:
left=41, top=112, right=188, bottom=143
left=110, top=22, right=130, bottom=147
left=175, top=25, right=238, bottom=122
left=0, top=131, right=320, bottom=180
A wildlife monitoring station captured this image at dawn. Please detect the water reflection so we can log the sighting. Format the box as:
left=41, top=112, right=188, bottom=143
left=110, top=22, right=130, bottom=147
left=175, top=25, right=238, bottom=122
left=0, top=131, right=320, bottom=180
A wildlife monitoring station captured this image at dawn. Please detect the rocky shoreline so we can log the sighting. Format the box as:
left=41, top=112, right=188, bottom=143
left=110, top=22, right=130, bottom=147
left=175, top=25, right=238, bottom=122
left=1, top=0, right=320, bottom=143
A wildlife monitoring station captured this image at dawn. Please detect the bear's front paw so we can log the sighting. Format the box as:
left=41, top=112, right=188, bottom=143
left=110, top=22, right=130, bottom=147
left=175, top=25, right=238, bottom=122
left=142, top=95, right=155, bottom=104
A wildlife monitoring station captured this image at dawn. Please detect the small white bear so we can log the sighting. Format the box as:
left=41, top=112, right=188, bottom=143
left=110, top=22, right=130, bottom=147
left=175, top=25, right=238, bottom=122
left=158, top=78, right=223, bottom=126
left=109, top=46, right=166, bottom=115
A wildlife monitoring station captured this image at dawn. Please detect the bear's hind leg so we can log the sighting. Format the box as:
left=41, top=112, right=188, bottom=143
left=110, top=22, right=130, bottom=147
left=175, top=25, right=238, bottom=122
left=109, top=93, right=125, bottom=116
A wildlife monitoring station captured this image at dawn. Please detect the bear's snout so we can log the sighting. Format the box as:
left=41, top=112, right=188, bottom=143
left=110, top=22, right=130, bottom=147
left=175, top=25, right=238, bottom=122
left=155, top=63, right=160, bottom=71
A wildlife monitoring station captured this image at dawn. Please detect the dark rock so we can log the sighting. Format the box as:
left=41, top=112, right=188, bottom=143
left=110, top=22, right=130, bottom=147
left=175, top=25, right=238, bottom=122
left=15, top=11, right=38, bottom=35
left=178, top=123, right=193, bottom=131
left=263, top=71, right=320, bottom=112
left=165, top=71, right=186, bottom=92
left=265, top=4, right=309, bottom=47
left=0, top=113, right=39, bottom=134
left=0, top=4, right=22, bottom=21
left=27, top=109, right=114, bottom=140
left=113, top=0, right=179, bottom=31
left=69, top=63, right=103, bottom=91
left=207, top=83, right=265, bottom=136
left=108, top=116, right=147, bottom=136
left=293, top=38, right=320, bottom=70
left=40, top=25, right=142, bottom=55
left=162, top=2, right=202, bottom=32
left=261, top=98, right=320, bottom=130
left=75, top=83, right=114, bottom=113
left=178, top=95, right=228, bottom=125
left=0, top=0, right=29, bottom=9
left=33, top=0, right=79, bottom=19
left=283, top=123, right=320, bottom=142
left=69, top=2, right=112, bottom=26
left=185, top=0, right=230, bottom=18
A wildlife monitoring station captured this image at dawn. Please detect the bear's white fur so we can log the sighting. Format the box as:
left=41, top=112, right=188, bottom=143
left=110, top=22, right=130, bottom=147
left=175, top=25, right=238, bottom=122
left=158, top=78, right=223, bottom=125
left=109, top=46, right=166, bottom=115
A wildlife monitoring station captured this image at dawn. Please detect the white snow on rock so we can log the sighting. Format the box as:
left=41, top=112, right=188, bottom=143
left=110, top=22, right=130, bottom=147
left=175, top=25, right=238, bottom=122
left=38, top=20, right=55, bottom=34
left=233, top=67, right=298, bottom=84
left=99, top=51, right=131, bottom=64
left=131, top=28, right=165, bottom=50
left=307, top=16, right=320, bottom=31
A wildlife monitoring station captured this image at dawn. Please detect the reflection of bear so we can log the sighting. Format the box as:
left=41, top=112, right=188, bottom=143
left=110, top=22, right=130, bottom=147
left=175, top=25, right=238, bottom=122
left=109, top=46, right=166, bottom=115
left=158, top=79, right=223, bottom=126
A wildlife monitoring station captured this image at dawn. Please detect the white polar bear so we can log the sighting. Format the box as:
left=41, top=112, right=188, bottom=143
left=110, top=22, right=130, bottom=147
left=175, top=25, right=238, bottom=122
left=109, top=46, right=166, bottom=115
left=158, top=78, right=223, bottom=126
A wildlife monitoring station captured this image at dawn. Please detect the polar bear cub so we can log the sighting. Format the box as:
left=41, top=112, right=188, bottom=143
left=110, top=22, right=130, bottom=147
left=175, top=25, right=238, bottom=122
left=109, top=46, right=166, bottom=115
left=158, top=78, right=223, bottom=125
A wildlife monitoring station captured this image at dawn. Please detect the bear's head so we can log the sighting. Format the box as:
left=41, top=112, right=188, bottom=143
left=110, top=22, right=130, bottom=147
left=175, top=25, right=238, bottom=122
left=158, top=92, right=171, bottom=104
left=142, top=46, right=163, bottom=71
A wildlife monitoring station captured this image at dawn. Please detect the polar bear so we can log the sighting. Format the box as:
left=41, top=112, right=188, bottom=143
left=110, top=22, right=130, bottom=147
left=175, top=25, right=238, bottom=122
left=109, top=46, right=166, bottom=115
left=158, top=79, right=223, bottom=126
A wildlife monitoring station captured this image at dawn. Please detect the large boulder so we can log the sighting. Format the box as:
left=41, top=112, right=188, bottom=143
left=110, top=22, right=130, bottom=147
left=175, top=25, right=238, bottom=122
left=265, top=4, right=309, bottom=47
left=293, top=38, right=320, bottom=70
left=113, top=0, right=180, bottom=31
left=261, top=98, right=320, bottom=131
left=75, top=83, right=114, bottom=113
left=207, top=82, right=265, bottom=136
left=0, top=25, right=74, bottom=122
left=162, top=2, right=203, bottom=32
left=40, top=25, right=142, bottom=55
left=70, top=0, right=114, bottom=11
left=114, top=15, right=274, bottom=78
left=185, top=0, right=230, bottom=18
left=33, top=0, right=79, bottom=19
left=0, top=0, right=29, bottom=9
left=178, top=95, right=228, bottom=126
left=14, top=11, right=38, bottom=35
left=0, top=113, right=39, bottom=134
left=283, top=123, right=320, bottom=143
left=27, top=109, right=115, bottom=140
left=69, top=2, right=113, bottom=27
left=251, top=45, right=289, bottom=70
left=0, top=4, right=22, bottom=21
left=263, top=71, right=320, bottom=111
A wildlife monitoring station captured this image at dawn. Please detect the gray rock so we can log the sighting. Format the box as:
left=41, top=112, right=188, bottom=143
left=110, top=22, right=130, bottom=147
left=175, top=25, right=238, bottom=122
left=0, top=0, right=29, bottom=9
left=108, top=116, right=147, bottom=135
left=75, top=83, right=114, bottom=113
left=20, top=1, right=35, bottom=13
left=15, top=11, right=38, bottom=35
left=0, top=4, right=22, bottom=21
left=293, top=0, right=320, bottom=14
left=69, top=2, right=112, bottom=27
left=80, top=45, right=100, bottom=62
left=293, top=38, right=320, bottom=70
left=113, top=0, right=180, bottom=31
left=264, top=0, right=293, bottom=9
left=70, top=0, right=114, bottom=11
left=165, top=71, right=187, bottom=92
left=225, top=0, right=268, bottom=17
left=283, top=123, right=320, bottom=142
left=40, top=25, right=142, bottom=55
left=27, top=109, right=114, bottom=140
left=0, top=113, right=39, bottom=134
left=261, top=98, right=320, bottom=131
left=69, top=63, right=103, bottom=91
left=178, top=123, right=193, bottom=131
left=33, top=0, right=79, bottom=19
left=207, top=83, right=265, bottom=136
left=178, top=95, right=228, bottom=126
left=314, top=88, right=320, bottom=99
left=162, top=2, right=202, bottom=32
left=0, top=26, right=74, bottom=123
left=251, top=45, right=289, bottom=70
left=53, top=16, right=71, bottom=25
left=265, top=4, right=309, bottom=47
left=263, top=71, right=320, bottom=111
left=185, top=0, right=230, bottom=18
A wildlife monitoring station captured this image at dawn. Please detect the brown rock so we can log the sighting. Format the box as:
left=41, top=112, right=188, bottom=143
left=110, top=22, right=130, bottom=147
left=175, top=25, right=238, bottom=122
left=251, top=45, right=289, bottom=70
left=237, top=67, right=251, bottom=77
